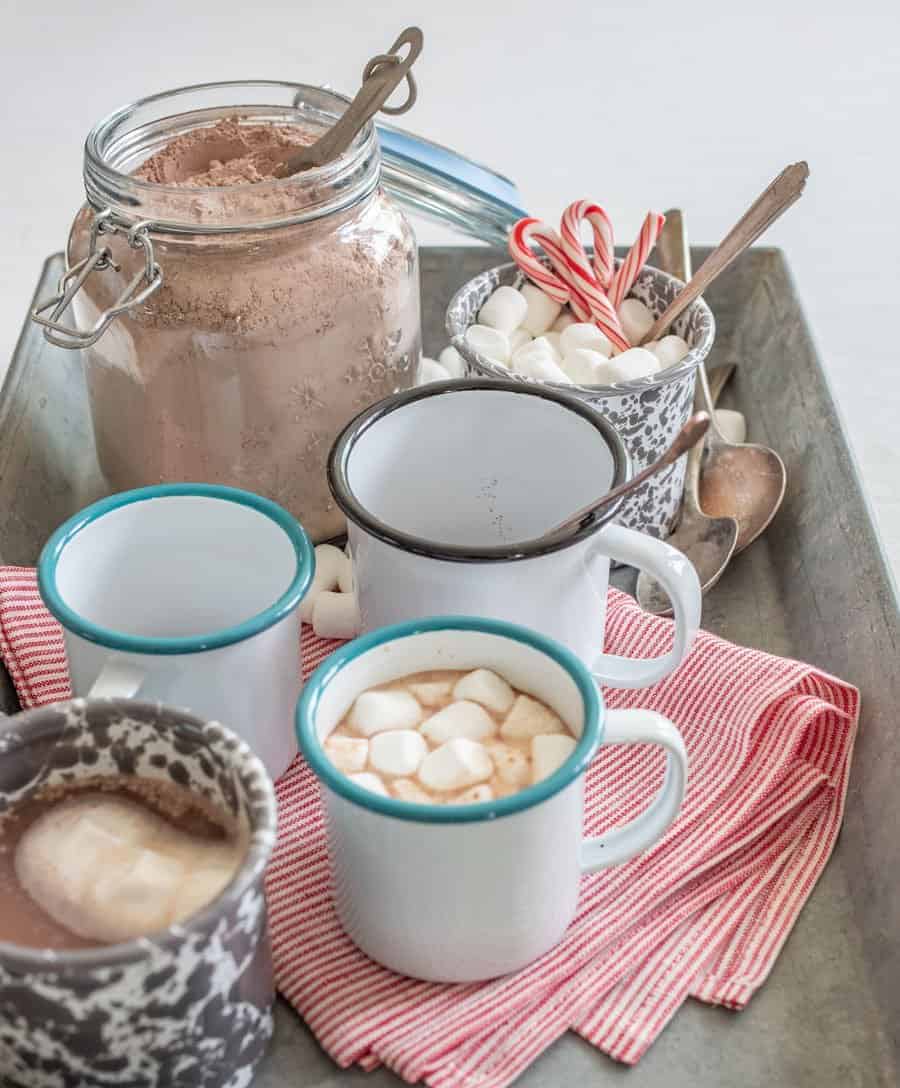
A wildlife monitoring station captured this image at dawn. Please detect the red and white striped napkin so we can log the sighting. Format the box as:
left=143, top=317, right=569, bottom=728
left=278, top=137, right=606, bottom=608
left=0, top=566, right=859, bottom=1087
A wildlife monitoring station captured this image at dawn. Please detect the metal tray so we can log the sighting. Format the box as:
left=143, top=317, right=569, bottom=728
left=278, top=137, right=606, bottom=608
left=2, top=249, right=898, bottom=1087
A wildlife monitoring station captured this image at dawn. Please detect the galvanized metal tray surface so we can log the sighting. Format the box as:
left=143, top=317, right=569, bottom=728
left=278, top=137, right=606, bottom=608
left=2, top=249, right=898, bottom=1087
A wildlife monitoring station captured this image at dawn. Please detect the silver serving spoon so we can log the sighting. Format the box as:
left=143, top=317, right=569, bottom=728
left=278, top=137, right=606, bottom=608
left=538, top=412, right=711, bottom=549
left=637, top=212, right=739, bottom=613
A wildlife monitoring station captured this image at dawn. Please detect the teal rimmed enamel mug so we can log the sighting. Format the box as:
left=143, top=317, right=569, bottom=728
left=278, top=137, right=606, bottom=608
left=297, top=615, right=688, bottom=982
left=38, top=483, right=315, bottom=779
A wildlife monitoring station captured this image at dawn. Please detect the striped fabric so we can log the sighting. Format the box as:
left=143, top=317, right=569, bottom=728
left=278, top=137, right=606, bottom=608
left=0, top=566, right=859, bottom=1087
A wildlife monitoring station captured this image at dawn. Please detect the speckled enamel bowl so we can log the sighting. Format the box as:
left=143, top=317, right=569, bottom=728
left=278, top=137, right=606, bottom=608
left=446, top=260, right=715, bottom=540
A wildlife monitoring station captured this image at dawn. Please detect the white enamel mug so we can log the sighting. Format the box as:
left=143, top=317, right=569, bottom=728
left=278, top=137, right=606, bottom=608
left=296, top=616, right=689, bottom=982
left=329, top=380, right=701, bottom=689
left=38, top=484, right=315, bottom=779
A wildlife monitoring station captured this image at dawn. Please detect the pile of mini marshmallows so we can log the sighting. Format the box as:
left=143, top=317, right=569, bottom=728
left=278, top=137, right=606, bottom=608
left=480, top=283, right=687, bottom=385
left=301, top=544, right=361, bottom=639
left=326, top=668, right=576, bottom=803
left=419, top=285, right=690, bottom=388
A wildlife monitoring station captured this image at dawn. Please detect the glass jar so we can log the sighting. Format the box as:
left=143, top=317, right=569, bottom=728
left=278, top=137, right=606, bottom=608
left=41, top=82, right=420, bottom=542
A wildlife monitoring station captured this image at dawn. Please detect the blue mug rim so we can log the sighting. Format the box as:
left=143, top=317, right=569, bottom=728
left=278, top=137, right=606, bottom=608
left=296, top=615, right=603, bottom=824
left=37, top=483, right=315, bottom=656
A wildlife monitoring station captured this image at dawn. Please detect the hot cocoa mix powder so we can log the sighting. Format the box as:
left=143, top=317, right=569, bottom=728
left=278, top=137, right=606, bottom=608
left=70, top=118, right=420, bottom=541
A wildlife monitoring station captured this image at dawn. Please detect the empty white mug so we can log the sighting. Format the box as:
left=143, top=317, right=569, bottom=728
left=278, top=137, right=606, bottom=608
left=296, top=615, right=689, bottom=982
left=38, top=484, right=315, bottom=778
left=328, top=380, right=701, bottom=689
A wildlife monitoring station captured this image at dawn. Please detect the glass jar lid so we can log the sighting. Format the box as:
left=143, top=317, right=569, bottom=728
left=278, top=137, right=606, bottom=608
left=377, top=124, right=526, bottom=245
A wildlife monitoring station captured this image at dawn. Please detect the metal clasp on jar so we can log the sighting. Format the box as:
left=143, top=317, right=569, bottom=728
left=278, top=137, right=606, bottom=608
left=31, top=209, right=163, bottom=349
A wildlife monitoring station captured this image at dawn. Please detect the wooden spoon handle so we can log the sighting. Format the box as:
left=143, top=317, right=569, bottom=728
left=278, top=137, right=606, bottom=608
left=641, top=162, right=809, bottom=344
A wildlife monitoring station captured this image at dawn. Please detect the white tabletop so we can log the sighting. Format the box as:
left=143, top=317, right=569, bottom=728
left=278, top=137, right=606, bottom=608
left=3, top=1, right=897, bottom=575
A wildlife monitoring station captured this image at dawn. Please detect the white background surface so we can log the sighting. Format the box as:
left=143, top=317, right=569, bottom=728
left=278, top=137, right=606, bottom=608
left=2, top=1, right=898, bottom=572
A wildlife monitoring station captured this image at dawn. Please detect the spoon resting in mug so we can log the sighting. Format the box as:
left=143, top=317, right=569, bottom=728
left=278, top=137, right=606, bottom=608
left=538, top=412, right=711, bottom=548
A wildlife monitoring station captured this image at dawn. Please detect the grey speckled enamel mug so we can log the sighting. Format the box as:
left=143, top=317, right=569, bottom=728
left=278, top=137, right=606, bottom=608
left=0, top=698, right=277, bottom=1088
left=446, top=260, right=715, bottom=540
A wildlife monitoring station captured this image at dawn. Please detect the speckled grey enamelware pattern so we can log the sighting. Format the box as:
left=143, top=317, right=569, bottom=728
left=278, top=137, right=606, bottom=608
left=0, top=698, right=277, bottom=1088
left=446, top=260, right=715, bottom=540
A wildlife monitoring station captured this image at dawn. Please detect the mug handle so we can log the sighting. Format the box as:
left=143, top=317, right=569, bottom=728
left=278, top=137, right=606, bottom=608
left=588, top=523, right=701, bottom=689
left=580, top=708, right=688, bottom=870
left=87, top=659, right=146, bottom=699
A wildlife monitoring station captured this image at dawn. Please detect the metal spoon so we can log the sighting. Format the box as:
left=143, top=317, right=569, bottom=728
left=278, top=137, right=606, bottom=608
left=277, top=27, right=422, bottom=176
left=637, top=212, right=739, bottom=613
left=538, top=412, right=711, bottom=549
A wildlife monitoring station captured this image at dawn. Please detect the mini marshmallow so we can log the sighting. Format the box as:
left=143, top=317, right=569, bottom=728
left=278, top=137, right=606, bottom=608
left=300, top=543, right=348, bottom=621
left=370, top=730, right=428, bottom=778
left=715, top=409, right=747, bottom=445
left=417, top=357, right=451, bottom=385
left=551, top=310, right=578, bottom=333
left=324, top=735, right=369, bottom=774
left=484, top=740, right=530, bottom=788
left=542, top=332, right=564, bottom=359
left=420, top=700, right=497, bottom=744
left=501, top=694, right=567, bottom=740
left=349, top=690, right=422, bottom=737
left=561, top=348, right=609, bottom=385
left=450, top=784, right=494, bottom=805
left=650, top=335, right=690, bottom=369
left=508, top=328, right=532, bottom=353
left=530, top=335, right=562, bottom=360
left=392, top=778, right=434, bottom=804
left=312, top=590, right=361, bottom=640
left=559, top=322, right=614, bottom=358
left=418, top=738, right=493, bottom=792
left=466, top=324, right=510, bottom=365
left=349, top=772, right=389, bottom=797
left=438, top=345, right=467, bottom=378
left=452, top=669, right=515, bottom=714
left=593, top=347, right=661, bottom=386
left=337, top=557, right=354, bottom=595
left=408, top=680, right=453, bottom=707
left=519, top=283, right=562, bottom=335
left=617, top=298, right=655, bottom=346
left=531, top=734, right=577, bottom=783
left=477, top=285, right=529, bottom=334
left=512, top=342, right=573, bottom=384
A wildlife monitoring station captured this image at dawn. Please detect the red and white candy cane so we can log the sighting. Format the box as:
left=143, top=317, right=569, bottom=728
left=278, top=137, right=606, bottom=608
left=509, top=218, right=630, bottom=351
left=560, top=200, right=616, bottom=289
left=609, top=211, right=666, bottom=310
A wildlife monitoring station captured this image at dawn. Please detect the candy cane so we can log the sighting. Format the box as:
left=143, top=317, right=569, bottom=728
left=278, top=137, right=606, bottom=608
left=609, top=211, right=666, bottom=310
left=509, top=218, right=630, bottom=351
left=560, top=200, right=616, bottom=289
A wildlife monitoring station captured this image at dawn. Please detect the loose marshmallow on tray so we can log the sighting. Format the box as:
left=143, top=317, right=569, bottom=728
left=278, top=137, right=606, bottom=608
left=617, top=298, right=655, bottom=346
left=300, top=544, right=350, bottom=622
left=716, top=409, right=747, bottom=445
left=312, top=591, right=361, bottom=640
left=369, top=730, right=428, bottom=777
left=519, top=283, right=562, bottom=335
left=418, top=737, right=494, bottom=792
left=420, top=700, right=497, bottom=744
left=349, top=690, right=423, bottom=737
left=477, top=285, right=529, bottom=334
left=465, top=324, right=510, bottom=365
left=438, top=345, right=466, bottom=378
left=417, top=357, right=451, bottom=385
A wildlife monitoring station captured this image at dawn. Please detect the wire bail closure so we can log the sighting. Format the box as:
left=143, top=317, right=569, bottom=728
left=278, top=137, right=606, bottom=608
left=32, top=209, right=163, bottom=349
